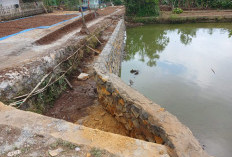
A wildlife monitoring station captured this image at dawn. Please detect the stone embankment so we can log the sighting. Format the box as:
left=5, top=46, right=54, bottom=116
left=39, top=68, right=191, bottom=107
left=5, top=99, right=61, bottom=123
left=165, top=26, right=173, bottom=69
left=94, top=19, right=210, bottom=157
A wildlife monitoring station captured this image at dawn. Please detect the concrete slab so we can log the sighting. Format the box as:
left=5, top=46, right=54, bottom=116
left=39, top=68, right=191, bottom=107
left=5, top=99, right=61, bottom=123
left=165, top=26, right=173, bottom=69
left=0, top=12, right=87, bottom=70
left=0, top=102, right=170, bottom=157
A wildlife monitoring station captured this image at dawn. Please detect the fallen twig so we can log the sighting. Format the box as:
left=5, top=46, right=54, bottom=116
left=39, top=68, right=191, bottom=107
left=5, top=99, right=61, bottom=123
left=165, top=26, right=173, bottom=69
left=12, top=22, right=114, bottom=106
left=17, top=72, right=52, bottom=108
left=64, top=77, right=73, bottom=89
left=93, top=35, right=103, bottom=45
left=86, top=45, right=101, bottom=54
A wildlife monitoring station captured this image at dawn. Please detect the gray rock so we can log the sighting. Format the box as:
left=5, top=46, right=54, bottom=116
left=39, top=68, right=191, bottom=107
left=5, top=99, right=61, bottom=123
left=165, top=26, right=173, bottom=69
left=75, top=147, right=81, bottom=152
left=7, top=150, right=21, bottom=157
left=77, top=73, right=89, bottom=81
left=48, top=147, right=63, bottom=156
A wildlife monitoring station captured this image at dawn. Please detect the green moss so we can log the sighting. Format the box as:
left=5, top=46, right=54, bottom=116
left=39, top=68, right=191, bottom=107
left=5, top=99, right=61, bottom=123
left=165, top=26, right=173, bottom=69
left=50, top=139, right=78, bottom=150
left=90, top=148, right=103, bottom=157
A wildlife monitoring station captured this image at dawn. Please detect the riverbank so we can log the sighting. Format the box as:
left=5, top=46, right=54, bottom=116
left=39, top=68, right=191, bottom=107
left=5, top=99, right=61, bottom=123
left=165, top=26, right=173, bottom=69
left=126, top=10, right=232, bottom=24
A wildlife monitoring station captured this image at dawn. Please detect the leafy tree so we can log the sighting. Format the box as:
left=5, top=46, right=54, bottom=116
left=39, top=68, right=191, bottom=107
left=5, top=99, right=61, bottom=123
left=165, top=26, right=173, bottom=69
left=125, top=0, right=160, bottom=17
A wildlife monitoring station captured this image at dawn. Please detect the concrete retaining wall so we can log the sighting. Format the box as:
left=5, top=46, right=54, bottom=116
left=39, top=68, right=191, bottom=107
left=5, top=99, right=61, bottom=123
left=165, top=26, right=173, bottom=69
left=94, top=19, right=210, bottom=157
left=0, top=2, right=45, bottom=21
left=0, top=27, right=99, bottom=108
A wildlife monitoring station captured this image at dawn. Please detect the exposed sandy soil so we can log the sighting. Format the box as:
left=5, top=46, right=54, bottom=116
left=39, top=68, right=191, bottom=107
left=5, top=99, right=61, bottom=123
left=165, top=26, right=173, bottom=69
left=0, top=124, right=116, bottom=157
left=0, top=14, right=78, bottom=38
left=78, top=103, right=129, bottom=136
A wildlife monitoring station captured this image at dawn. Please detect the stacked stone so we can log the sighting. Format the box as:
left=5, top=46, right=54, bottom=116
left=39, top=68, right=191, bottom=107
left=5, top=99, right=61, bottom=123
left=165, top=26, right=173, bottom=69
left=94, top=19, right=210, bottom=157
left=96, top=75, right=165, bottom=144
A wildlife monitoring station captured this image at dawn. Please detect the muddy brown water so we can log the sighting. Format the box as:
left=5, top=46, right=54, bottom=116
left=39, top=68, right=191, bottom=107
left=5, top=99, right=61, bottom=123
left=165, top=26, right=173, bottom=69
left=122, top=23, right=232, bottom=157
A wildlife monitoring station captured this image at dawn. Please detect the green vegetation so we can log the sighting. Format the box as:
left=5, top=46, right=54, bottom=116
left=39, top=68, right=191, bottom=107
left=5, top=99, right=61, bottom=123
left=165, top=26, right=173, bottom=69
left=113, top=0, right=123, bottom=5
left=172, top=7, right=183, bottom=14
left=90, top=148, right=103, bottom=157
left=160, top=0, right=232, bottom=9
left=26, top=34, right=100, bottom=114
left=125, top=0, right=160, bottom=17
left=43, top=0, right=80, bottom=10
left=50, top=139, right=78, bottom=149
left=211, top=0, right=232, bottom=9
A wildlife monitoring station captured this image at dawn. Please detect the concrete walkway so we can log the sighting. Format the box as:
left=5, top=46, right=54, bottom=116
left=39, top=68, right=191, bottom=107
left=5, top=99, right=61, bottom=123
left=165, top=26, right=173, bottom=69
left=0, top=7, right=122, bottom=71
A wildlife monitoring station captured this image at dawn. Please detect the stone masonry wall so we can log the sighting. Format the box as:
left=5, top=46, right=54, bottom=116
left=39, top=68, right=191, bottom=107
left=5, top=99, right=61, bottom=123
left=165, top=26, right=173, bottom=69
left=94, top=19, right=210, bottom=157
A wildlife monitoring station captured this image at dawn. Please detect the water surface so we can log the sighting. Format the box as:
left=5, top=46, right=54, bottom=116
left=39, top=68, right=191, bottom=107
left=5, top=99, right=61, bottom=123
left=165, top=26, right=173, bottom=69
left=121, top=23, right=232, bottom=157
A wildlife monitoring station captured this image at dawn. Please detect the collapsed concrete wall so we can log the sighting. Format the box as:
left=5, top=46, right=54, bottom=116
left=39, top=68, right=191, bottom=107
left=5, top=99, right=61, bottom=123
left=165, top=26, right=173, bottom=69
left=94, top=19, right=210, bottom=157
left=0, top=13, right=98, bottom=110
left=0, top=102, right=170, bottom=157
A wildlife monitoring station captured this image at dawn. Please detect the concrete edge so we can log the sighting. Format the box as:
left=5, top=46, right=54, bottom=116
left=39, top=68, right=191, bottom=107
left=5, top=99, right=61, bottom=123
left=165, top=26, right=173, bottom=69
left=0, top=102, right=169, bottom=157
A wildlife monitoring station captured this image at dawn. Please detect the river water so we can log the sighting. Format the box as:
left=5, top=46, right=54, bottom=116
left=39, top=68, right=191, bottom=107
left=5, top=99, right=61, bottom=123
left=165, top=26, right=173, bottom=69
left=121, top=23, right=232, bottom=157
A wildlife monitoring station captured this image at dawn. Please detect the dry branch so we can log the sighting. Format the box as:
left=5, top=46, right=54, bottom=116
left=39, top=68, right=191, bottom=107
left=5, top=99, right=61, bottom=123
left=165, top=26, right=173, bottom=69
left=17, top=72, right=52, bottom=108
left=86, top=45, right=101, bottom=54
left=12, top=22, right=114, bottom=107
left=93, top=35, right=103, bottom=45
left=64, top=77, right=73, bottom=89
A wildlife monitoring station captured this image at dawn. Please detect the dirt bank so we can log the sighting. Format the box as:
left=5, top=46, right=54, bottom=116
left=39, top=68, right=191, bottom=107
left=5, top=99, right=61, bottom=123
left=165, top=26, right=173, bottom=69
left=126, top=10, right=232, bottom=24
left=0, top=14, right=78, bottom=38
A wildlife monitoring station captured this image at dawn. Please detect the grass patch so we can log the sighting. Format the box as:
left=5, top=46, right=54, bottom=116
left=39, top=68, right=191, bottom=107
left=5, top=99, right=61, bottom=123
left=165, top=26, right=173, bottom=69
left=90, top=148, right=103, bottom=157
left=50, top=139, right=78, bottom=150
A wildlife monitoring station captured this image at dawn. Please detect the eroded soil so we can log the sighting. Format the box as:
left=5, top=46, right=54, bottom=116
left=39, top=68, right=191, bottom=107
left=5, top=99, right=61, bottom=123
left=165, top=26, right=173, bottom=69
left=44, top=16, right=129, bottom=137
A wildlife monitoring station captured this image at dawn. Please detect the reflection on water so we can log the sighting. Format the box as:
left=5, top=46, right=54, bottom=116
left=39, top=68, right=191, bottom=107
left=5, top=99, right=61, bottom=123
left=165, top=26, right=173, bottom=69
left=122, top=23, right=232, bottom=157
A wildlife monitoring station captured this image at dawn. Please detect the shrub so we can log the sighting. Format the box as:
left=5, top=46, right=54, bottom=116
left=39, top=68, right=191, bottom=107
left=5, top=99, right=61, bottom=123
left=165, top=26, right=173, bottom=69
left=172, top=8, right=183, bottom=14
left=125, top=0, right=160, bottom=17
left=113, top=0, right=123, bottom=5
left=211, top=0, right=232, bottom=9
